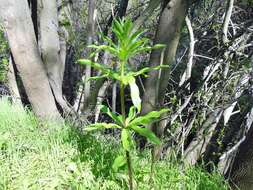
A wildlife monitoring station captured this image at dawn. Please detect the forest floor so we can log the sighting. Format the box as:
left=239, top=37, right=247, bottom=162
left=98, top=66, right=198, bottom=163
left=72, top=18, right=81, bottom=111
left=0, top=98, right=229, bottom=190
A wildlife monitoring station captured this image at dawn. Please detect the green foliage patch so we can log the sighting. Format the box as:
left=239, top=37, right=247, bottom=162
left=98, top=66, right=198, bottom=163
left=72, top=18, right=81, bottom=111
left=0, top=98, right=229, bottom=189
left=79, top=18, right=168, bottom=189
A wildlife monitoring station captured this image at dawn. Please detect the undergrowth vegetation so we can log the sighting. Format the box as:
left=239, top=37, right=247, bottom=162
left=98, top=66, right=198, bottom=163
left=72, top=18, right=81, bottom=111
left=0, top=98, right=229, bottom=190
left=0, top=29, right=8, bottom=83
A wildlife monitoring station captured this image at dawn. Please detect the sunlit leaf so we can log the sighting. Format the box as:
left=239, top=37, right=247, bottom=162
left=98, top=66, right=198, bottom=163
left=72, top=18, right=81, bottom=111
left=112, top=155, right=126, bottom=172
left=126, top=106, right=137, bottom=125
left=79, top=59, right=109, bottom=73
left=113, top=19, right=124, bottom=35
left=128, top=30, right=146, bottom=47
left=123, top=19, right=133, bottom=38
left=128, top=109, right=169, bottom=127
left=128, top=65, right=169, bottom=78
left=78, top=59, right=121, bottom=81
left=129, top=38, right=150, bottom=54
left=133, top=47, right=153, bottom=54
left=152, top=44, right=166, bottom=49
left=120, top=75, right=134, bottom=85
left=128, top=77, right=141, bottom=113
left=84, top=123, right=121, bottom=131
left=86, top=75, right=108, bottom=81
left=88, top=45, right=118, bottom=56
left=128, top=68, right=150, bottom=77
left=99, top=105, right=124, bottom=126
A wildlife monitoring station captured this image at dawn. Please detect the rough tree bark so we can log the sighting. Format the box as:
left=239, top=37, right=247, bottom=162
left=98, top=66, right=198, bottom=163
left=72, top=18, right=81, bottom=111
left=0, top=0, right=60, bottom=119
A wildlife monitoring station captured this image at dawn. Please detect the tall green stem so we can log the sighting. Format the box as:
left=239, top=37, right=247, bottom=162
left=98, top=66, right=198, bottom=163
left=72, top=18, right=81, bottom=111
left=149, top=148, right=155, bottom=187
left=126, top=150, right=133, bottom=190
left=120, top=83, right=126, bottom=122
left=120, top=60, right=133, bottom=190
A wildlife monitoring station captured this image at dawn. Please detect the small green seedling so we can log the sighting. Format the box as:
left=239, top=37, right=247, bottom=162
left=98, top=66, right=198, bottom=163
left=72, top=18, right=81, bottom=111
left=79, top=18, right=168, bottom=190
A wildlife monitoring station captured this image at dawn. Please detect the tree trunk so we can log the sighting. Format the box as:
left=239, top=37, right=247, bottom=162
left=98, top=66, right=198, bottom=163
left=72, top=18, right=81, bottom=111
left=38, top=0, right=71, bottom=114
left=133, top=0, right=161, bottom=32
left=141, top=0, right=187, bottom=157
left=82, top=0, right=97, bottom=109
left=0, top=0, right=60, bottom=119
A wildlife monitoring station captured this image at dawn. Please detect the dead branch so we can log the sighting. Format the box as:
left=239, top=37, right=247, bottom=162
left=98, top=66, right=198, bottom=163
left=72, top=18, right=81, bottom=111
left=222, top=0, right=234, bottom=44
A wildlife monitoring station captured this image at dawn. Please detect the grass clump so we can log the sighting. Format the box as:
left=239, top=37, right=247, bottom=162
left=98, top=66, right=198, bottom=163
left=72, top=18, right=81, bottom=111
left=0, top=98, right=229, bottom=189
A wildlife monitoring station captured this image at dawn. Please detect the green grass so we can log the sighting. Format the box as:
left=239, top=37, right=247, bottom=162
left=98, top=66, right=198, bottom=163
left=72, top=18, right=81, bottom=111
left=0, top=98, right=229, bottom=189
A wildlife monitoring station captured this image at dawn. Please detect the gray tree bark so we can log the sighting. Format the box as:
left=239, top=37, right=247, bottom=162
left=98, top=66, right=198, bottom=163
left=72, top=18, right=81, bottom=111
left=0, top=0, right=60, bottom=119
left=38, top=0, right=71, bottom=114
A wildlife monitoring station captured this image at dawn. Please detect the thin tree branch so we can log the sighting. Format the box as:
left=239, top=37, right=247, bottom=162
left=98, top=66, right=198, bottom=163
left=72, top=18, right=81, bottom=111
left=179, top=15, right=195, bottom=87
left=222, top=0, right=234, bottom=44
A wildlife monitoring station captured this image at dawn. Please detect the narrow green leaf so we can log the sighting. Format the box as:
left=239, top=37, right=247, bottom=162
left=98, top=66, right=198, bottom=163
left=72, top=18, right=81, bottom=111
left=84, top=123, right=121, bottom=131
left=78, top=59, right=121, bottom=81
left=88, top=44, right=118, bottom=56
left=78, top=59, right=108, bottom=73
left=129, top=109, right=169, bottom=127
left=128, top=30, right=146, bottom=46
left=86, top=75, right=108, bottom=81
left=127, top=65, right=169, bottom=79
left=78, top=59, right=92, bottom=66
left=129, top=67, right=150, bottom=77
left=99, top=32, right=117, bottom=48
left=129, top=38, right=150, bottom=54
left=99, top=105, right=124, bottom=126
left=152, top=44, right=166, bottom=49
left=130, top=125, right=161, bottom=145
left=134, top=47, right=153, bottom=54
left=126, top=106, right=137, bottom=124
left=123, top=19, right=133, bottom=37
left=113, top=19, right=124, bottom=34
left=112, top=155, right=126, bottom=172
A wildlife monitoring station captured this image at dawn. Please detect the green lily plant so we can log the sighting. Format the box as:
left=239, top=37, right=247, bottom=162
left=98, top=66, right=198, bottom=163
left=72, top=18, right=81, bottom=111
left=79, top=18, right=168, bottom=190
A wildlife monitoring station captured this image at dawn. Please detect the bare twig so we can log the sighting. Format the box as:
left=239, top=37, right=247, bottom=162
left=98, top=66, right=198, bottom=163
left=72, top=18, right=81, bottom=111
left=170, top=94, right=193, bottom=124
left=179, top=16, right=195, bottom=87
left=185, top=16, right=195, bottom=82
left=194, top=54, right=214, bottom=61
left=83, top=0, right=97, bottom=109
left=222, top=0, right=234, bottom=44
